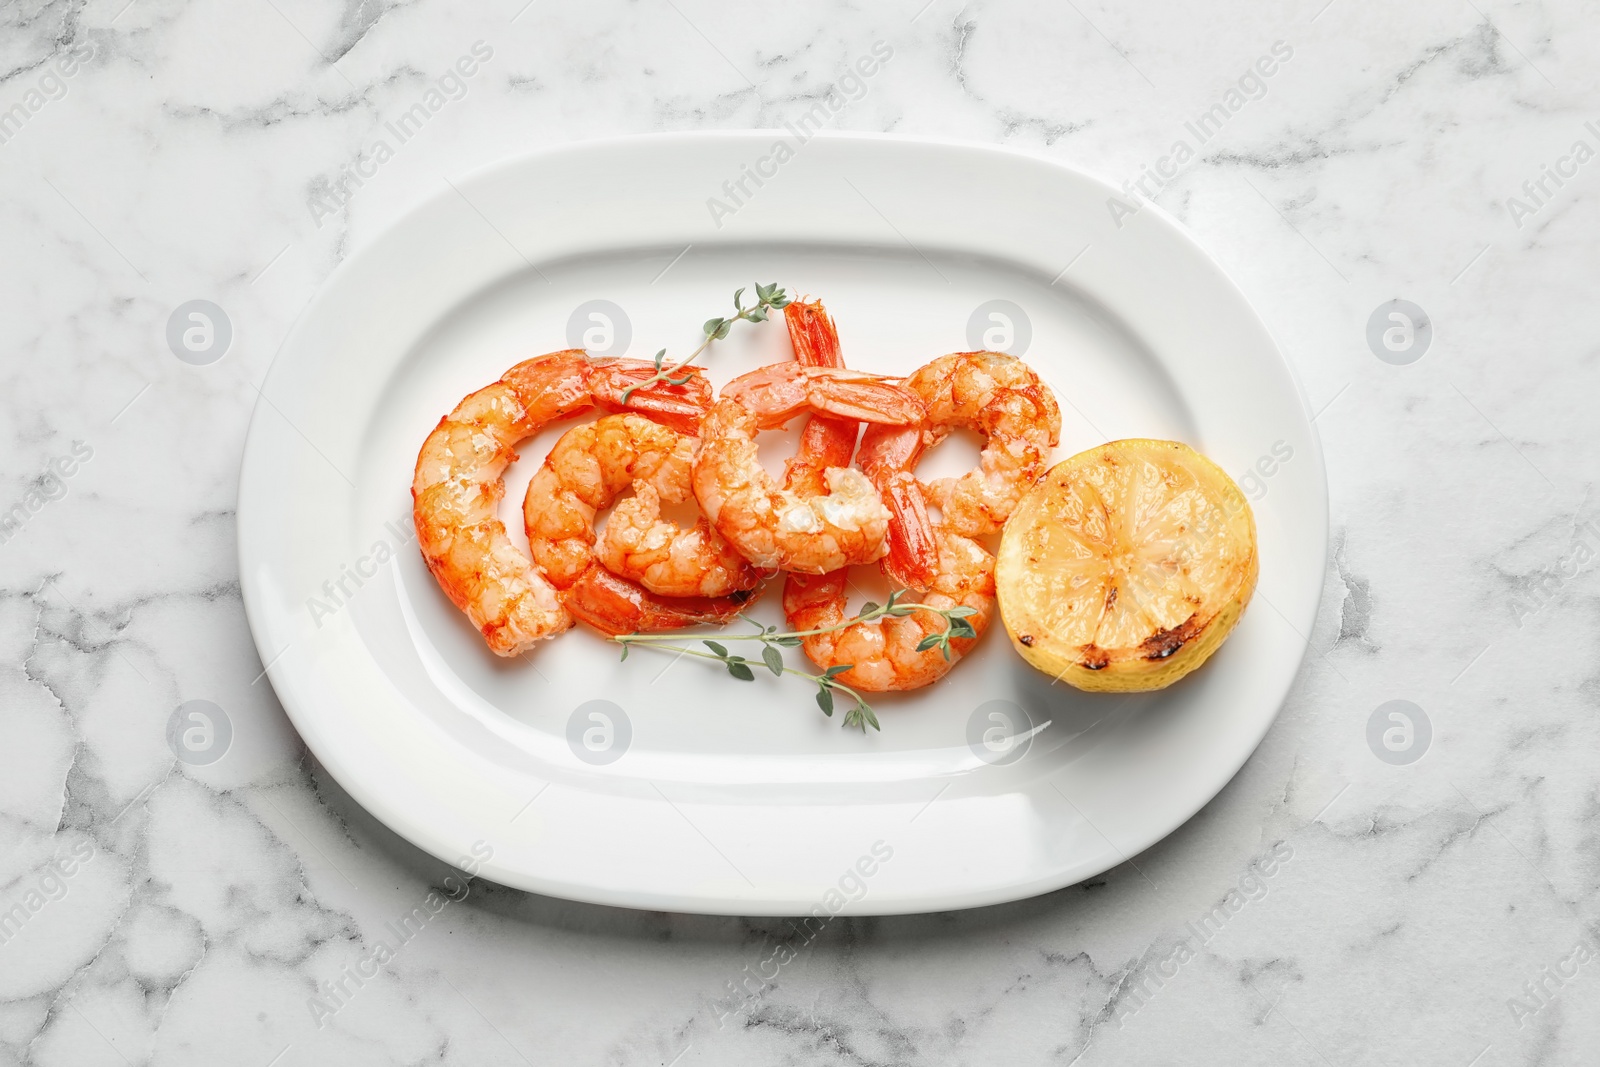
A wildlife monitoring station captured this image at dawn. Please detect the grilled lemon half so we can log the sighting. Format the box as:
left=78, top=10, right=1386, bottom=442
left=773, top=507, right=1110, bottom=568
left=996, top=439, right=1257, bottom=692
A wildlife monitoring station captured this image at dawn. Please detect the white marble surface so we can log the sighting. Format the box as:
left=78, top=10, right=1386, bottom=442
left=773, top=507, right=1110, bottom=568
left=2, top=0, right=1598, bottom=1063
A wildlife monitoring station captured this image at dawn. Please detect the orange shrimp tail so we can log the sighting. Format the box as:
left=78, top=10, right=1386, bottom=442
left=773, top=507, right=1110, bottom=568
left=499, top=350, right=602, bottom=426
left=858, top=424, right=940, bottom=590
left=588, top=358, right=713, bottom=436
left=879, top=473, right=940, bottom=591
left=784, top=299, right=844, bottom=369
left=565, top=566, right=761, bottom=637
left=783, top=297, right=858, bottom=495
left=803, top=372, right=925, bottom=426
left=723, top=365, right=925, bottom=429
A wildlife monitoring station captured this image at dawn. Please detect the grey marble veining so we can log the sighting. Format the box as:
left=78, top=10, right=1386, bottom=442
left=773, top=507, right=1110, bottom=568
left=2, top=0, right=1598, bottom=1063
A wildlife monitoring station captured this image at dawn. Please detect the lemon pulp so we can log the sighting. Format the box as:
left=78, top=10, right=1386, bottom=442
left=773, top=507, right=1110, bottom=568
left=996, top=439, right=1258, bottom=692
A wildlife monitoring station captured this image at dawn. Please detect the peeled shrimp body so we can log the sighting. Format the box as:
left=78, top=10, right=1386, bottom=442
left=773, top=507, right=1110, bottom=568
left=598, top=480, right=761, bottom=598
left=523, top=413, right=760, bottom=636
left=411, top=350, right=711, bottom=656
left=691, top=363, right=927, bottom=575
left=903, top=350, right=1061, bottom=535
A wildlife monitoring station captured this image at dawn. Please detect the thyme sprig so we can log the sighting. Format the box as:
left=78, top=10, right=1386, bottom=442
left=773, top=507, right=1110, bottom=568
left=613, top=591, right=979, bottom=732
left=620, top=283, right=793, bottom=402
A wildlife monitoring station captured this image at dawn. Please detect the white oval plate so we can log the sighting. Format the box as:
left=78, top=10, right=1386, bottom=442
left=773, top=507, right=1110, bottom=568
left=239, top=132, right=1326, bottom=915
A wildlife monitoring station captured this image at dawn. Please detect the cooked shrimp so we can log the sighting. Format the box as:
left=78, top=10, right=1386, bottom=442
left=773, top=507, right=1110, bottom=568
left=782, top=526, right=996, bottom=691
left=692, top=364, right=926, bottom=574
left=524, top=413, right=759, bottom=635
left=595, top=298, right=851, bottom=596
left=904, top=351, right=1061, bottom=534
left=598, top=482, right=762, bottom=598
left=412, top=350, right=711, bottom=656
left=858, top=350, right=1060, bottom=586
